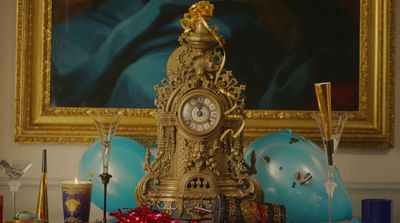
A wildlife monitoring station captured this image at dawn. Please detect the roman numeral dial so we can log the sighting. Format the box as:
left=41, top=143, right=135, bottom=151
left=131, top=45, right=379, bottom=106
left=178, top=91, right=222, bottom=135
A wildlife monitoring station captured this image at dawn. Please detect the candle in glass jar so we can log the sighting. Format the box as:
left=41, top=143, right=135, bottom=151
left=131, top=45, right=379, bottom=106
left=61, top=178, right=92, bottom=223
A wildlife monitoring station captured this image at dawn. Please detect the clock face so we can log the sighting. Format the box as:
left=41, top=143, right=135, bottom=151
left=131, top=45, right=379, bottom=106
left=179, top=92, right=222, bottom=135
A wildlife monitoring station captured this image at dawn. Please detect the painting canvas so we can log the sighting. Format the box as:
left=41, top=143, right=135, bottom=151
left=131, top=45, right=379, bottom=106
left=51, top=0, right=360, bottom=110
left=15, top=0, right=394, bottom=146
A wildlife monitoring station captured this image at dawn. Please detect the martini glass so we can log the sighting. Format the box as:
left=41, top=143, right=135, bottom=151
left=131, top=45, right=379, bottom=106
left=314, top=113, right=348, bottom=223
left=0, top=160, right=34, bottom=219
left=88, top=111, right=122, bottom=222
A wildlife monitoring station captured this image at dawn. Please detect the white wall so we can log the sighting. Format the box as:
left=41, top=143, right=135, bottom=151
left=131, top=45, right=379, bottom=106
left=0, top=0, right=399, bottom=222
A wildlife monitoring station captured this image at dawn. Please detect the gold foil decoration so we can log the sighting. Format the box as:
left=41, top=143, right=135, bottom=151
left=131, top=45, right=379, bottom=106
left=219, top=120, right=245, bottom=141
left=220, top=110, right=245, bottom=142
left=314, top=82, right=332, bottom=141
left=180, top=1, right=214, bottom=31
left=218, top=88, right=245, bottom=141
left=180, top=1, right=226, bottom=83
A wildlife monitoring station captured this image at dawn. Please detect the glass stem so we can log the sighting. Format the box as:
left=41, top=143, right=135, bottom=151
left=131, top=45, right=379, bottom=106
left=100, top=173, right=111, bottom=223
left=328, top=193, right=332, bottom=223
left=326, top=165, right=335, bottom=223
left=12, top=190, right=16, bottom=218
left=103, top=183, right=107, bottom=222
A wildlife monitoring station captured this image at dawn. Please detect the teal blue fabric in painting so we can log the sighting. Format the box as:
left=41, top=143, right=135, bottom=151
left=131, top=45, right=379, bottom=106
left=51, top=0, right=359, bottom=110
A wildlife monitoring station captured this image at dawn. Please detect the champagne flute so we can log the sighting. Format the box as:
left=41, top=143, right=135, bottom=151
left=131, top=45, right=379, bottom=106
left=88, top=111, right=122, bottom=222
left=314, top=82, right=348, bottom=223
left=0, top=160, right=34, bottom=218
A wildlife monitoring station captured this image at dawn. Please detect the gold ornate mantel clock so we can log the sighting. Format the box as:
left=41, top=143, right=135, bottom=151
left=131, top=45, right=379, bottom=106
left=135, top=1, right=263, bottom=218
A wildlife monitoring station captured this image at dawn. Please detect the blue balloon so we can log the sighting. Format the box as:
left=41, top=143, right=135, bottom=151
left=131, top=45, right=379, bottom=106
left=79, top=136, right=151, bottom=211
left=245, top=129, right=352, bottom=223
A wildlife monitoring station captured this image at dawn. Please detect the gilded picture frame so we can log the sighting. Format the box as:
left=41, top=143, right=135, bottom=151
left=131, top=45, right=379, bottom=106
left=15, top=0, right=395, bottom=147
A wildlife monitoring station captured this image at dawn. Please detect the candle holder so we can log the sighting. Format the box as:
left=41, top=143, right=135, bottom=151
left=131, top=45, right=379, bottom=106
left=0, top=160, right=33, bottom=219
left=362, top=199, right=392, bottom=223
left=62, top=180, right=92, bottom=223
left=88, top=111, right=122, bottom=223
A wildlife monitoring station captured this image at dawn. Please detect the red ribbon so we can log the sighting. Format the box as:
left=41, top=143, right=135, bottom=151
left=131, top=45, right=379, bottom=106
left=257, top=202, right=267, bottom=223
left=110, top=206, right=179, bottom=223
left=109, top=206, right=212, bottom=223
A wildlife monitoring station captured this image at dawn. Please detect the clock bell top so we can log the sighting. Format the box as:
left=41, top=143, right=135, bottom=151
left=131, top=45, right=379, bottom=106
left=155, top=1, right=245, bottom=114
left=181, top=0, right=217, bottom=49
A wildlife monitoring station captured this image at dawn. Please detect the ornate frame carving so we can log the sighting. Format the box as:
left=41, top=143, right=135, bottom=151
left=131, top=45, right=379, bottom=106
left=15, top=0, right=395, bottom=147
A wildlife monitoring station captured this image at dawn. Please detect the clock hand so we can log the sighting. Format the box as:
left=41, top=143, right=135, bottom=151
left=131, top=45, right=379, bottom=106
left=195, top=102, right=205, bottom=117
left=196, top=102, right=202, bottom=109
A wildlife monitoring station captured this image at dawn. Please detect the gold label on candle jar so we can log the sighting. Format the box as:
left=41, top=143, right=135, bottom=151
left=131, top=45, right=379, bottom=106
left=65, top=198, right=81, bottom=216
